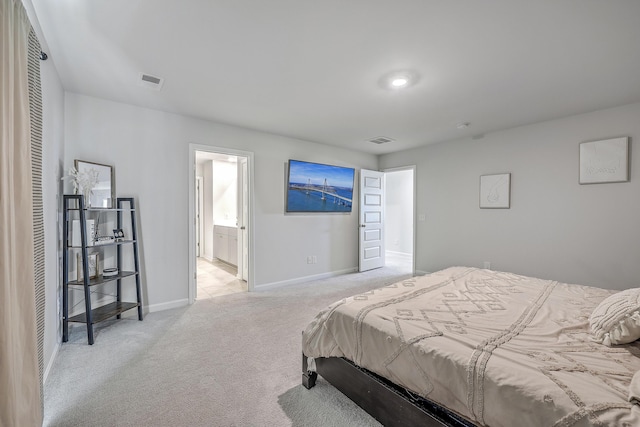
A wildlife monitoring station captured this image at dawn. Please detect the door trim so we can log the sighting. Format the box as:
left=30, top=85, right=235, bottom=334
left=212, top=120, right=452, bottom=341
left=237, top=157, right=249, bottom=281
left=188, top=144, right=255, bottom=304
left=196, top=176, right=203, bottom=258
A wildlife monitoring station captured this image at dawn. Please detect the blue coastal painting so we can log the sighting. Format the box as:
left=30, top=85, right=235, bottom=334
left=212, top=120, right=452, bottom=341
left=286, top=160, right=355, bottom=213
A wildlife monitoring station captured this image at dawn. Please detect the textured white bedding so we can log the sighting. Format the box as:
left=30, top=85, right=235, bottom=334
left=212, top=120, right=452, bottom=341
left=302, top=267, right=640, bottom=427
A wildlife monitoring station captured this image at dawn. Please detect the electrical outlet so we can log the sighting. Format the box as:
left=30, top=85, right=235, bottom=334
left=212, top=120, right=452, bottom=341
left=312, top=255, right=317, bottom=264
left=484, top=261, right=491, bottom=270
left=418, top=213, right=426, bottom=221
left=307, top=256, right=313, bottom=264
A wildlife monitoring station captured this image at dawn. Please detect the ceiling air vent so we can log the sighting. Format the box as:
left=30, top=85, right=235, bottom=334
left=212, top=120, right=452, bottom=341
left=138, top=72, right=165, bottom=91
left=368, top=136, right=395, bottom=145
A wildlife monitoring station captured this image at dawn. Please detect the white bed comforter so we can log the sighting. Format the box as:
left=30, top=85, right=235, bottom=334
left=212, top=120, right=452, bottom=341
left=302, top=267, right=640, bottom=427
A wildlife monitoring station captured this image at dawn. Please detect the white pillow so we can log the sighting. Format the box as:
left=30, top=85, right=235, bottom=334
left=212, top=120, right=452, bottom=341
left=590, top=288, right=640, bottom=346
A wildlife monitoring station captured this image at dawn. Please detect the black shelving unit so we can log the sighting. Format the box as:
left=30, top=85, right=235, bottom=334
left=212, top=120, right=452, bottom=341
left=62, top=195, right=143, bottom=345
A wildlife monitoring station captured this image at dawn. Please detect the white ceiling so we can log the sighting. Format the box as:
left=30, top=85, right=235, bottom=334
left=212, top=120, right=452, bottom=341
left=30, top=0, right=640, bottom=154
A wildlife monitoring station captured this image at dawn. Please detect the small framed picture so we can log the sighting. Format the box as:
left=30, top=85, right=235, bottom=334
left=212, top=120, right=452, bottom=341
left=77, top=253, right=99, bottom=281
left=113, top=229, right=125, bottom=240
left=579, top=137, right=629, bottom=184
left=480, top=173, right=511, bottom=209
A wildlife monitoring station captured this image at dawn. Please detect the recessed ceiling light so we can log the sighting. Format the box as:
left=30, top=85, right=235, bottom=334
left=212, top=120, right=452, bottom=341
left=391, top=77, right=409, bottom=88
left=379, top=70, right=419, bottom=90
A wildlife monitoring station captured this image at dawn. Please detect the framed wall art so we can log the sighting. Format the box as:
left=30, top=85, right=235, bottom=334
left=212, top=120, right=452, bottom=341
left=579, top=137, right=629, bottom=184
left=480, top=173, right=511, bottom=209
left=285, top=159, right=355, bottom=213
left=77, top=252, right=98, bottom=281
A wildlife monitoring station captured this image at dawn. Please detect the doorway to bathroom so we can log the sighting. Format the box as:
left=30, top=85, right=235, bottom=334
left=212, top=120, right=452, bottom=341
left=190, top=146, right=253, bottom=301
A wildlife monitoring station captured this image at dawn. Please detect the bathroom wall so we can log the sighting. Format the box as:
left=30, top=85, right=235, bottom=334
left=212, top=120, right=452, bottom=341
left=211, top=159, right=237, bottom=226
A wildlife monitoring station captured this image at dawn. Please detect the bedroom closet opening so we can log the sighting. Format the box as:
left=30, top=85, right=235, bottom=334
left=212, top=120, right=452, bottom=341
left=193, top=149, right=250, bottom=299
left=383, top=167, right=414, bottom=274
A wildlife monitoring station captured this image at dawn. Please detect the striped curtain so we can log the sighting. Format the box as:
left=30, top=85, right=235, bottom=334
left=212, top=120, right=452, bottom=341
left=28, top=27, right=45, bottom=410
left=0, top=0, right=43, bottom=425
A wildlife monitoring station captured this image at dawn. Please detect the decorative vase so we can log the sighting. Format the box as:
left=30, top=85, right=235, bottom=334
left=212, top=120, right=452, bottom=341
left=82, top=188, right=91, bottom=208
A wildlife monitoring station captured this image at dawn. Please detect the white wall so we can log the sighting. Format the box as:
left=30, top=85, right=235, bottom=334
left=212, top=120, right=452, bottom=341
left=63, top=93, right=378, bottom=309
left=384, top=169, right=413, bottom=255
left=211, top=159, right=237, bottom=225
left=380, top=102, right=640, bottom=290
left=202, top=160, right=214, bottom=260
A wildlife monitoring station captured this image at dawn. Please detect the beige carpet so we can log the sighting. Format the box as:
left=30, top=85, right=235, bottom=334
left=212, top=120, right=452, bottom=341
left=44, top=259, right=412, bottom=426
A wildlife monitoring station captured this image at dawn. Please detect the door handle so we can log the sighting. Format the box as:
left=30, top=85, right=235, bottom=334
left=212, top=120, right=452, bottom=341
left=360, top=224, right=366, bottom=228
left=240, top=226, right=246, bottom=230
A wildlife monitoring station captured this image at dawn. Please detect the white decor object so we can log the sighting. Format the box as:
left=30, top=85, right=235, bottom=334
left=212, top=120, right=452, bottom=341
left=589, top=288, right=640, bottom=346
left=74, top=160, right=115, bottom=208
left=579, top=137, right=629, bottom=184
left=103, top=267, right=119, bottom=278
left=479, top=173, right=511, bottom=209
left=77, top=253, right=98, bottom=281
left=66, top=165, right=99, bottom=206
left=70, top=219, right=95, bottom=247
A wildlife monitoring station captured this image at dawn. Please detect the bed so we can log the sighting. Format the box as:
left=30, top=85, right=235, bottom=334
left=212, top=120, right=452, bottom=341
left=301, top=267, right=640, bottom=426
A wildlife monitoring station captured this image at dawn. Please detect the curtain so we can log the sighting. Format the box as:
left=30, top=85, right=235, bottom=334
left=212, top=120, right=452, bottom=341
left=28, top=26, right=45, bottom=412
left=0, top=0, right=43, bottom=425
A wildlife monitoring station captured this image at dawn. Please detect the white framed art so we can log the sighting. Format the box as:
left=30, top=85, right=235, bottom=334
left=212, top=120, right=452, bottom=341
left=480, top=173, right=511, bottom=209
left=77, top=253, right=98, bottom=281
left=579, top=137, right=629, bottom=184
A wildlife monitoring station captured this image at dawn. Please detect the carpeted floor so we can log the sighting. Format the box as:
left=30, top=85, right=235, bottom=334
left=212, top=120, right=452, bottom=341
left=44, top=259, right=413, bottom=426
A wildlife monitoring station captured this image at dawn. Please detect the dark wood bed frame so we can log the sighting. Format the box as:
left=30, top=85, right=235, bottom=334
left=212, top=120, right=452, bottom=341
left=302, top=353, right=476, bottom=427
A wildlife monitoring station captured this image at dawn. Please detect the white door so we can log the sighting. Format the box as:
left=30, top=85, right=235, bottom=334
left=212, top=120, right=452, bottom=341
left=359, top=169, right=385, bottom=272
left=237, top=157, right=249, bottom=281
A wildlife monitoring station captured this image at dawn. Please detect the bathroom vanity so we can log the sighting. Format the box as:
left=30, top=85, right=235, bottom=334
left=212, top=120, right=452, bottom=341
left=214, top=224, right=237, bottom=266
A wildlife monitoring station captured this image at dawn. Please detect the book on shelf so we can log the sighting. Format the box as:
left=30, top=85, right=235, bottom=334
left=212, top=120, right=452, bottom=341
left=94, top=236, right=115, bottom=245
left=70, top=219, right=95, bottom=247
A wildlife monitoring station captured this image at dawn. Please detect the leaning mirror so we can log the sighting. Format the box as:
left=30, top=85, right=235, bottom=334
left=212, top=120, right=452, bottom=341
left=74, top=160, right=115, bottom=208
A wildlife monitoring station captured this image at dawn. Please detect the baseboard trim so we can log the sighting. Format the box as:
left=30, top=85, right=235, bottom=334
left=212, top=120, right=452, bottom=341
left=200, top=254, right=214, bottom=263
left=254, top=267, right=358, bottom=291
left=146, top=298, right=189, bottom=313
left=43, top=342, right=60, bottom=385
